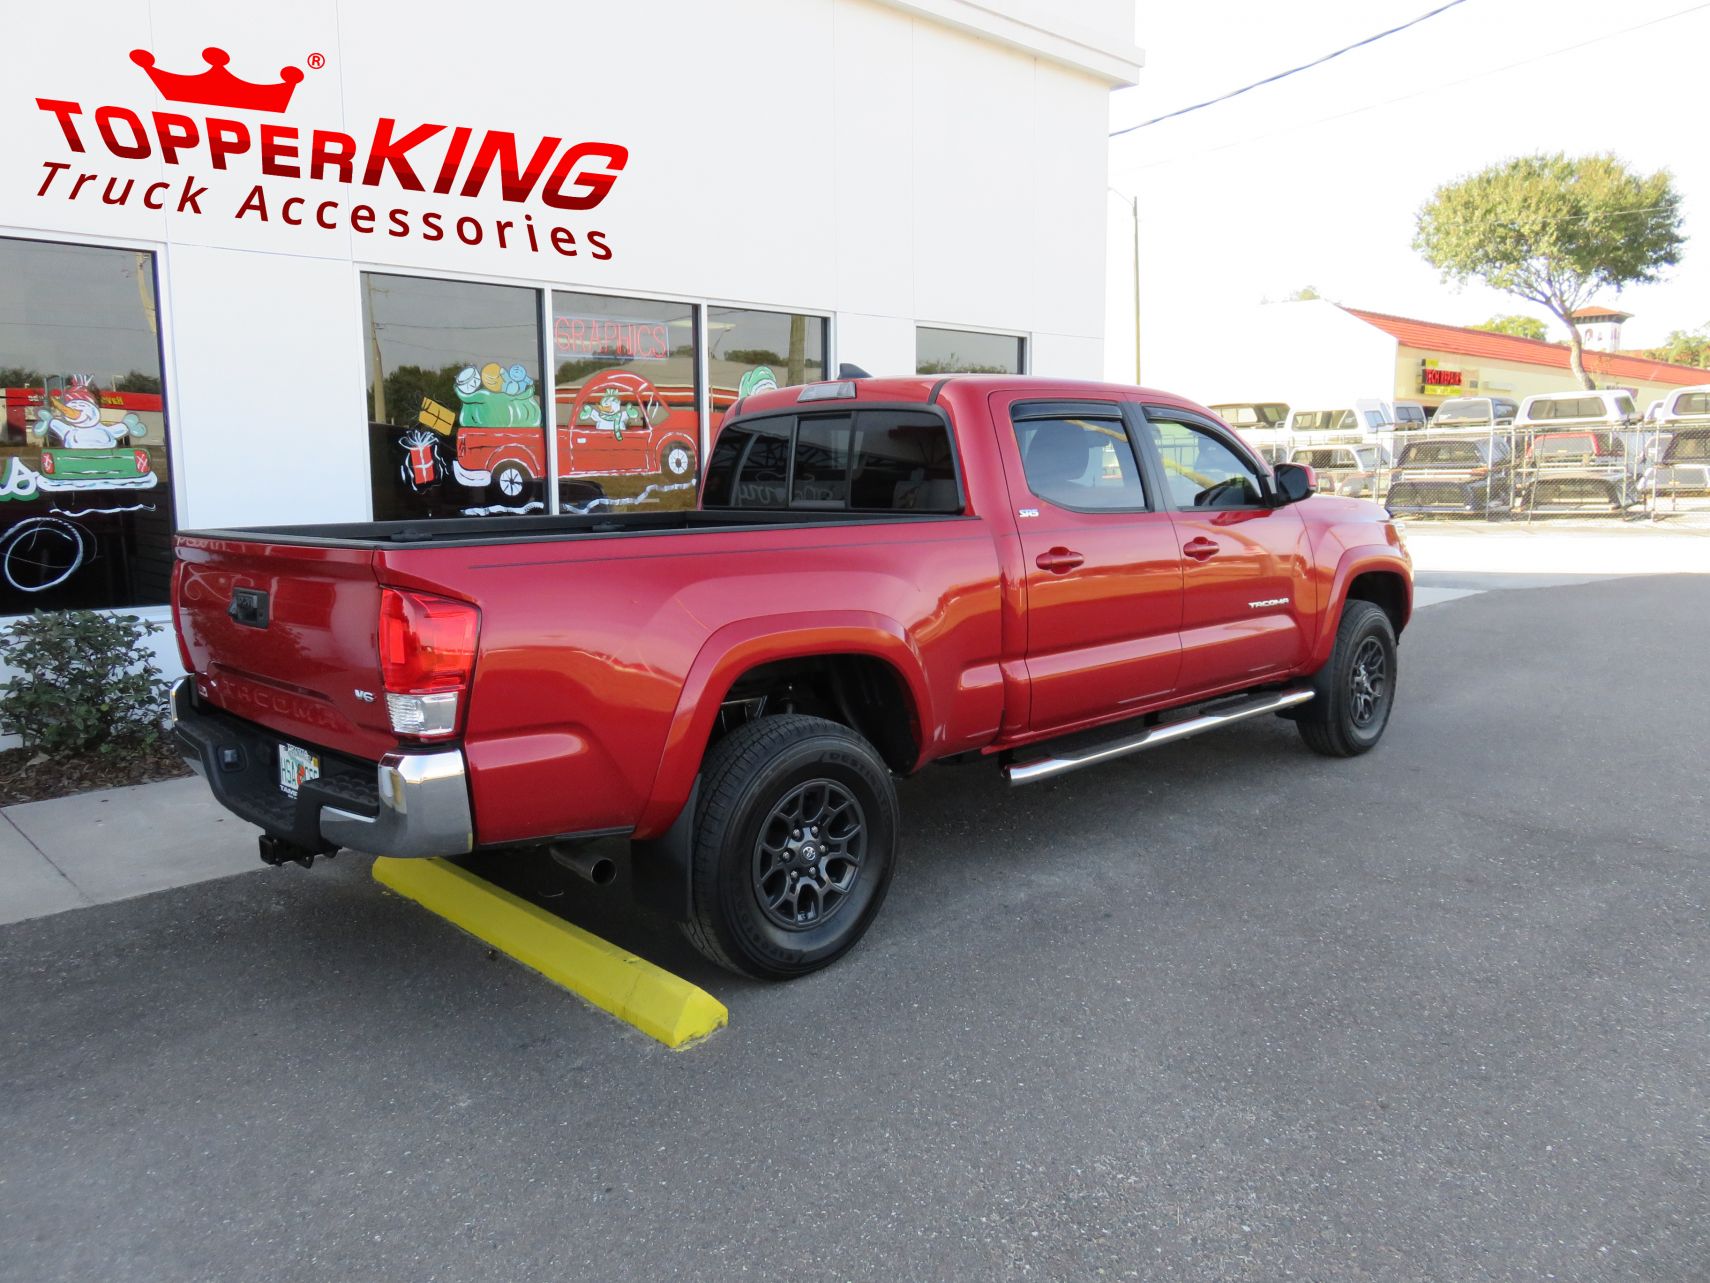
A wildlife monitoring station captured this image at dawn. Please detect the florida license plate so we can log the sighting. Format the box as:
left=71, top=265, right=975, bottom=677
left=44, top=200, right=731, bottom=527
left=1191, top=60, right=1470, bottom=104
left=279, top=743, right=320, bottom=798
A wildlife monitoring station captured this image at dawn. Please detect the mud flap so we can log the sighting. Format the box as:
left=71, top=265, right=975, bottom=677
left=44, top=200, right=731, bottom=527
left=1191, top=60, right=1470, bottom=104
left=628, top=778, right=699, bottom=921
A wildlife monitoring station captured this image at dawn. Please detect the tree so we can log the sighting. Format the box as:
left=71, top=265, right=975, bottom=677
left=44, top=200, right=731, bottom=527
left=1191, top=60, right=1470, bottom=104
left=1414, top=154, right=1683, bottom=389
left=1470, top=314, right=1548, bottom=341
left=1647, top=325, right=1710, bottom=369
left=1283, top=286, right=1322, bottom=301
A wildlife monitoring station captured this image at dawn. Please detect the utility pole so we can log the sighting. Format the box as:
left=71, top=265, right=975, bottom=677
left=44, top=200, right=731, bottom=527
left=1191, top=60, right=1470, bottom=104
left=1110, top=187, right=1141, bottom=384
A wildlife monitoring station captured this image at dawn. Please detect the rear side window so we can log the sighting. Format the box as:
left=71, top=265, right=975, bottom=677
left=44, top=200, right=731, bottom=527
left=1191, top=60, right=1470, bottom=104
left=702, top=409, right=961, bottom=513
left=1677, top=393, right=1710, bottom=416
left=703, top=417, right=792, bottom=507
left=1530, top=397, right=1604, bottom=420
left=1012, top=416, right=1147, bottom=511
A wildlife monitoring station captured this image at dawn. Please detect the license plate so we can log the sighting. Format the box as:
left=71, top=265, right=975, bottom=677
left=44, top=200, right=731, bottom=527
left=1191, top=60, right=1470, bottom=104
left=279, top=743, right=320, bottom=798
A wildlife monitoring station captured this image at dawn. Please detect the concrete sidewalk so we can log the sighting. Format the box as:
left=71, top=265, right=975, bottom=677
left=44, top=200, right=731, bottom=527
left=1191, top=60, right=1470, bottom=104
left=0, top=775, right=257, bottom=925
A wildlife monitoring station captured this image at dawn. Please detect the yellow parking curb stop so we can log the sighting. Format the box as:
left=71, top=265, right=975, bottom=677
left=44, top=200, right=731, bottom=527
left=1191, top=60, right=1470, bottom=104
left=372, top=856, right=728, bottom=1049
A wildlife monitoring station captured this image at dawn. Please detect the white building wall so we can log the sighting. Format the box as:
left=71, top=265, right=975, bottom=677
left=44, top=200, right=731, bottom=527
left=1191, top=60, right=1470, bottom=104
left=1142, top=299, right=1401, bottom=409
left=0, top=0, right=1136, bottom=531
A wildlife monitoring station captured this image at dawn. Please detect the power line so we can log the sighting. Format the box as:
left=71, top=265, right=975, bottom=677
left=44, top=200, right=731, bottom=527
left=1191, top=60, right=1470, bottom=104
left=1109, top=0, right=1471, bottom=138
left=1118, top=0, right=1710, bottom=173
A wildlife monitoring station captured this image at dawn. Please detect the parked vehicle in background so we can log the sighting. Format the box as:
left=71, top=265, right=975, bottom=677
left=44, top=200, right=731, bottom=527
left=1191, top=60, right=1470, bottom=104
left=1288, top=442, right=1390, bottom=499
left=1513, top=391, right=1643, bottom=515
left=1385, top=435, right=1513, bottom=516
left=1516, top=390, right=1638, bottom=432
left=1393, top=400, right=1428, bottom=430
left=1285, top=400, right=1396, bottom=440
left=1641, top=385, right=1710, bottom=501
left=1210, top=401, right=1290, bottom=462
left=1517, top=431, right=1639, bottom=512
left=169, top=374, right=1412, bottom=980
left=1429, top=396, right=1519, bottom=432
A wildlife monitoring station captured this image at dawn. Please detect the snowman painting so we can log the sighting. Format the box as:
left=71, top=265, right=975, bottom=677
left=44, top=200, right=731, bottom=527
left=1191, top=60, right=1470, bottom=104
left=586, top=384, right=632, bottom=441
left=30, top=376, right=157, bottom=492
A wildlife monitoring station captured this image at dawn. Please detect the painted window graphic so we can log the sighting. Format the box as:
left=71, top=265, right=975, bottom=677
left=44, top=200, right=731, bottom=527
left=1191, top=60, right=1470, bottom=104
left=552, top=291, right=701, bottom=513
left=708, top=308, right=827, bottom=443
left=362, top=273, right=546, bottom=521
left=0, top=238, right=173, bottom=614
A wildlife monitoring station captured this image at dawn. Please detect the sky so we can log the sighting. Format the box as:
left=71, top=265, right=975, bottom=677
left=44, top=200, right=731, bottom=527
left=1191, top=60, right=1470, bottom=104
left=1102, top=0, right=1710, bottom=380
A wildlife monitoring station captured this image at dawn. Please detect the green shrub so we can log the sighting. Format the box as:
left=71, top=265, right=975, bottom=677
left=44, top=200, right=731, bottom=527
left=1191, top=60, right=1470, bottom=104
left=0, top=610, right=170, bottom=755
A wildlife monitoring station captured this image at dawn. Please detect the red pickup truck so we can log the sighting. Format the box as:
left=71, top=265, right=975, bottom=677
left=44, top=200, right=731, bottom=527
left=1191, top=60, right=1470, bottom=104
left=170, top=375, right=1411, bottom=978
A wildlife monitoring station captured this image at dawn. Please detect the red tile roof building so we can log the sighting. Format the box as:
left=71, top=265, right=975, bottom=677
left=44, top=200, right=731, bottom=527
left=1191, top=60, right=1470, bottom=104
left=1343, top=307, right=1705, bottom=389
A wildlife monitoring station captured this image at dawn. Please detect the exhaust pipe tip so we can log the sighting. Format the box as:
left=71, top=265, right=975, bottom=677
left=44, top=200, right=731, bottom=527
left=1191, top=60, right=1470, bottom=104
left=549, top=844, right=618, bottom=887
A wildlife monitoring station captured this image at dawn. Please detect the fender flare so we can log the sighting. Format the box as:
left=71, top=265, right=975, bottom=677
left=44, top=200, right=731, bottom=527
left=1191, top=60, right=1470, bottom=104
left=1311, top=546, right=1413, bottom=670
left=633, top=610, right=933, bottom=839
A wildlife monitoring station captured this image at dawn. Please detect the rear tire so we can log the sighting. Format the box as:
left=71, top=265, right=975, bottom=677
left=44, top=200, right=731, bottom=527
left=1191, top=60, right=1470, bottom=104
left=1296, top=600, right=1397, bottom=757
left=680, top=715, right=898, bottom=979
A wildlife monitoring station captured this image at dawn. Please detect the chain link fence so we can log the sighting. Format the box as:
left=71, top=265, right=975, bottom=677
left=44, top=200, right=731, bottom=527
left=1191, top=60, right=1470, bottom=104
left=1280, top=420, right=1710, bottom=522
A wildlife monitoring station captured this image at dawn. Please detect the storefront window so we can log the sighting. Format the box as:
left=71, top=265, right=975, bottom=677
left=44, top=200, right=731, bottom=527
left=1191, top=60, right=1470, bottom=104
left=916, top=326, right=1026, bottom=374
left=362, top=273, right=544, bottom=521
left=552, top=292, right=699, bottom=512
left=0, top=238, right=172, bottom=614
left=708, top=307, right=827, bottom=434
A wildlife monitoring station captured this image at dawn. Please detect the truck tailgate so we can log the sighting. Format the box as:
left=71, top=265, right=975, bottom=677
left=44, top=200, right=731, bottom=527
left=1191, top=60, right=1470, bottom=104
left=175, top=534, right=397, bottom=762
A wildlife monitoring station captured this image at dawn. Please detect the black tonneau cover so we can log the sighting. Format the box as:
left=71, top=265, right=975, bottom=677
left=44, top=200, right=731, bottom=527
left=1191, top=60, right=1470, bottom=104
left=178, top=507, right=963, bottom=550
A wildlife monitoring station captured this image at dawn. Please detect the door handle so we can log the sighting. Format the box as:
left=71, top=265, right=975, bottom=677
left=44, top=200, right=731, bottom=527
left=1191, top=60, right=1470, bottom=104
left=1035, top=547, right=1085, bottom=574
left=1183, top=537, right=1219, bottom=561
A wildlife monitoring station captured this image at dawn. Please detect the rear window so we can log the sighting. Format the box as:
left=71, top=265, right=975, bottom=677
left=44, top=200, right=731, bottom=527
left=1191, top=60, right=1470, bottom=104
left=1291, top=410, right=1357, bottom=432
left=702, top=409, right=961, bottom=513
left=1400, top=440, right=1481, bottom=465
left=1395, top=406, right=1426, bottom=425
left=1531, top=433, right=1610, bottom=460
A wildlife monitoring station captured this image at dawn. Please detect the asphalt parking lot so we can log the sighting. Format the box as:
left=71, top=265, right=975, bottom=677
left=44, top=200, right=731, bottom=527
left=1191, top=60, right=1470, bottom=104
left=3, top=574, right=1706, bottom=1282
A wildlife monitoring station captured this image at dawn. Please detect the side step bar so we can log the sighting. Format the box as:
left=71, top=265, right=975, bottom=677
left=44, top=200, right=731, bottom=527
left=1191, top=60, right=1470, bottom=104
left=1004, top=687, right=1315, bottom=786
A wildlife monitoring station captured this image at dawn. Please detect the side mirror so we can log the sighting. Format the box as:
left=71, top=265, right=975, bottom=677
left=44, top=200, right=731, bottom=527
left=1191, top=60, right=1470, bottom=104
left=1272, top=461, right=1315, bottom=504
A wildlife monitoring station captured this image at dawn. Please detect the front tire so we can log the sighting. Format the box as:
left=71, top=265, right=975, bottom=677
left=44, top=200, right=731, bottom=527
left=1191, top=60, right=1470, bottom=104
left=680, top=715, right=898, bottom=979
left=1296, top=600, right=1397, bottom=757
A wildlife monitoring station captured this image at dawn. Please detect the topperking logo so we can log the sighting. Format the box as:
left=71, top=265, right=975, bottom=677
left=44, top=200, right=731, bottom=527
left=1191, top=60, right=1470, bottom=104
left=33, top=45, right=624, bottom=259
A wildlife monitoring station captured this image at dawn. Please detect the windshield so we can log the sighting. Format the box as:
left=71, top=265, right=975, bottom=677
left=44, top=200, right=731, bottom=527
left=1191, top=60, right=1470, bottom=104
left=1433, top=398, right=1492, bottom=426
left=1211, top=403, right=1288, bottom=428
left=1663, top=430, right=1710, bottom=461
left=1400, top=440, right=1482, bottom=465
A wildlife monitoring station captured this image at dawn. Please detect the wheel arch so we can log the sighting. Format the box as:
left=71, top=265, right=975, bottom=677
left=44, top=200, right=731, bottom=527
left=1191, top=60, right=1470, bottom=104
left=1312, top=549, right=1411, bottom=671
left=634, top=612, right=932, bottom=840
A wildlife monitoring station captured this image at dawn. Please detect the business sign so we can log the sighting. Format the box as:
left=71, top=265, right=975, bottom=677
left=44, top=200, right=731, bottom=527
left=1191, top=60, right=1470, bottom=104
left=30, top=44, right=627, bottom=261
left=554, top=315, right=672, bottom=362
left=1418, top=358, right=1463, bottom=396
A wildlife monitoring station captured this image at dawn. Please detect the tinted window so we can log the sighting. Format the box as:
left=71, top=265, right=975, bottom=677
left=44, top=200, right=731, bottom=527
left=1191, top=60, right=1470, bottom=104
left=702, top=416, right=791, bottom=508
left=849, top=411, right=960, bottom=513
left=1143, top=416, right=1264, bottom=509
left=792, top=416, right=850, bottom=508
left=1396, top=406, right=1427, bottom=425
left=1401, top=440, right=1482, bottom=465
left=703, top=410, right=961, bottom=514
left=1012, top=416, right=1147, bottom=511
left=1665, top=431, right=1710, bottom=460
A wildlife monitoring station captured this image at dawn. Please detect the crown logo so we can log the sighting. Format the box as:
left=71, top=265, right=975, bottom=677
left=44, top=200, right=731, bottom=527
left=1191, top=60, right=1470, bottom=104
left=129, top=47, right=304, bottom=113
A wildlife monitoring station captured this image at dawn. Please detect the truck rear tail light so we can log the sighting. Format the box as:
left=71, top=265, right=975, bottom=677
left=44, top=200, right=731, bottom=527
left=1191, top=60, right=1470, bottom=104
left=378, top=588, right=480, bottom=740
left=169, top=560, right=195, bottom=674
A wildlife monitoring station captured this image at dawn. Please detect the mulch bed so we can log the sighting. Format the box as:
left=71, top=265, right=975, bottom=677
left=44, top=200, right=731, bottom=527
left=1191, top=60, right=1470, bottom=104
left=0, top=739, right=192, bottom=808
